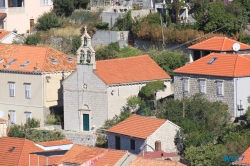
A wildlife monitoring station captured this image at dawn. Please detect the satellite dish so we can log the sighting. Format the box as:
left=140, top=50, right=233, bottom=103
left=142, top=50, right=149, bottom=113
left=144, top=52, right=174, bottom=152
left=233, top=43, right=240, bottom=52
left=0, top=110, right=4, bottom=118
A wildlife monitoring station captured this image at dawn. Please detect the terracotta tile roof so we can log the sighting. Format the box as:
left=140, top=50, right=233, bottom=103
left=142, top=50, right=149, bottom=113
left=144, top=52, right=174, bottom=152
left=95, top=149, right=127, bottom=166
left=174, top=53, right=250, bottom=77
left=62, top=144, right=107, bottom=165
left=0, top=118, right=6, bottom=123
left=0, top=30, right=11, bottom=40
left=188, top=37, right=250, bottom=51
left=94, top=55, right=171, bottom=84
left=129, top=157, right=185, bottom=166
left=0, top=137, right=43, bottom=166
left=233, top=146, right=250, bottom=165
left=107, top=115, right=166, bottom=139
left=138, top=150, right=179, bottom=159
left=38, top=139, right=72, bottom=147
left=0, top=44, right=76, bottom=73
left=0, top=13, right=6, bottom=19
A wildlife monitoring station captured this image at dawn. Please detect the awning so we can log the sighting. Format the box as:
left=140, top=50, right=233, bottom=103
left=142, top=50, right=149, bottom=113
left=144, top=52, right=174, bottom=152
left=0, top=13, right=7, bottom=20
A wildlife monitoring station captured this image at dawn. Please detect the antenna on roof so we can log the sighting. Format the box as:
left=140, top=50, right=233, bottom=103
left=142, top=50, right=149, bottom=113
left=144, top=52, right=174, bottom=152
left=232, top=43, right=240, bottom=53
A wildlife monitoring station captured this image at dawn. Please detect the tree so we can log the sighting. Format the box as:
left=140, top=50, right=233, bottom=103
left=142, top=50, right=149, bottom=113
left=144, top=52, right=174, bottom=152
left=151, top=50, right=189, bottom=79
left=126, top=95, right=145, bottom=113
left=167, top=0, right=187, bottom=24
left=53, top=0, right=75, bottom=17
left=35, top=12, right=64, bottom=31
left=139, top=80, right=166, bottom=112
left=71, top=36, right=81, bottom=55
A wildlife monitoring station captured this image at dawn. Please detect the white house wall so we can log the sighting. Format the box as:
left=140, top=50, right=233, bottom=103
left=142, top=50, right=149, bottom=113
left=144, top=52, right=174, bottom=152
left=234, top=77, right=250, bottom=117
left=107, top=80, right=171, bottom=119
left=0, top=72, right=45, bottom=125
left=146, top=120, right=180, bottom=153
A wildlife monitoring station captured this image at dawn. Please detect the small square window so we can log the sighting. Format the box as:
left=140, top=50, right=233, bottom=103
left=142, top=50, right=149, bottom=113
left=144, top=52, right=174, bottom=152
left=130, top=139, right=135, bottom=150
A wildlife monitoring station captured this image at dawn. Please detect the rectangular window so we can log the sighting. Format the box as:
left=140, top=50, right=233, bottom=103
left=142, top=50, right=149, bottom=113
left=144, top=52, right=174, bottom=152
left=199, top=79, right=206, bottom=94
left=9, top=82, right=15, bottom=97
left=25, top=84, right=31, bottom=99
left=217, top=81, right=224, bottom=96
left=115, top=136, right=120, bottom=150
left=183, top=78, right=189, bottom=92
left=9, top=110, right=16, bottom=124
left=130, top=139, right=135, bottom=150
left=43, top=0, right=52, bottom=5
left=25, top=112, right=32, bottom=122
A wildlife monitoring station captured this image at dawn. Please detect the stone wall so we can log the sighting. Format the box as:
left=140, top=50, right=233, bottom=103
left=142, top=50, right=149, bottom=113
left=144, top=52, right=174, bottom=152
left=63, top=131, right=96, bottom=146
left=63, top=64, right=108, bottom=131
left=107, top=132, right=145, bottom=154
left=174, top=73, right=235, bottom=116
left=146, top=120, right=181, bottom=153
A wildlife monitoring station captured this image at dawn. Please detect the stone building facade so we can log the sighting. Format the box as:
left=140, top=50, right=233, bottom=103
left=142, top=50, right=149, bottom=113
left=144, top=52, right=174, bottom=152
left=174, top=73, right=235, bottom=116
left=107, top=115, right=181, bottom=154
left=63, top=27, right=172, bottom=132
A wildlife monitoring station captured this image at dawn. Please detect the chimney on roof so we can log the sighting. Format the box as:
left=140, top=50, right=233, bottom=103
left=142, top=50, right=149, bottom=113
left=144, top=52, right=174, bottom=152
left=155, top=140, right=161, bottom=151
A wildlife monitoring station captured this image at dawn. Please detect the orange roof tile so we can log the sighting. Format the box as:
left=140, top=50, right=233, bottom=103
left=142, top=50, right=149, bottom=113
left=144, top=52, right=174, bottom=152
left=95, top=149, right=127, bottom=166
left=107, top=115, right=166, bottom=139
left=0, top=13, right=6, bottom=19
left=62, top=144, right=107, bottom=165
left=0, top=118, right=6, bottom=123
left=38, top=139, right=72, bottom=147
left=129, top=157, right=185, bottom=166
left=233, top=146, right=250, bottom=165
left=0, top=30, right=11, bottom=40
left=0, top=44, right=76, bottom=73
left=188, top=37, right=250, bottom=51
left=94, top=55, right=171, bottom=84
left=0, top=137, right=43, bottom=166
left=174, top=53, right=250, bottom=77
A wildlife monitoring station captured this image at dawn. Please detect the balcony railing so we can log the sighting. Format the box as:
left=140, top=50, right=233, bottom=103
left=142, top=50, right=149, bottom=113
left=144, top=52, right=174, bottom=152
left=8, top=7, right=25, bottom=14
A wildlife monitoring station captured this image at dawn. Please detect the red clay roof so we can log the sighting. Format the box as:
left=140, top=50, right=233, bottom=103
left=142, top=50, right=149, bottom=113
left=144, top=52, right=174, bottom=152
left=128, top=157, right=185, bottom=166
left=188, top=37, right=250, bottom=51
left=174, top=53, right=250, bottom=77
left=38, top=139, right=72, bottom=147
left=0, top=137, right=43, bottom=166
left=0, top=118, right=6, bottom=123
left=0, top=13, right=6, bottom=19
left=107, top=115, right=167, bottom=139
left=0, top=44, right=76, bottom=73
left=0, top=30, right=11, bottom=40
left=138, top=150, right=179, bottom=159
left=62, top=144, right=107, bottom=165
left=95, top=149, right=127, bottom=166
left=94, top=55, right=170, bottom=84
left=233, top=146, right=250, bottom=165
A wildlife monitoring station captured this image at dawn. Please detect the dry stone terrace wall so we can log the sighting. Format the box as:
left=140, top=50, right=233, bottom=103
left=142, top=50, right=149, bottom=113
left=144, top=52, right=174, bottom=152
left=174, top=73, right=235, bottom=117
left=63, top=131, right=96, bottom=146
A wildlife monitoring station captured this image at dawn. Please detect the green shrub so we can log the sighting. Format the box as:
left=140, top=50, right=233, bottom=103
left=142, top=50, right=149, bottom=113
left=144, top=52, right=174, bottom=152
left=35, top=12, right=64, bottom=31
left=25, top=34, right=41, bottom=45
left=25, top=129, right=64, bottom=142
left=46, top=113, right=57, bottom=125
left=8, top=125, right=26, bottom=138
left=95, top=22, right=109, bottom=30
left=71, top=35, right=81, bottom=55
left=25, top=118, right=40, bottom=128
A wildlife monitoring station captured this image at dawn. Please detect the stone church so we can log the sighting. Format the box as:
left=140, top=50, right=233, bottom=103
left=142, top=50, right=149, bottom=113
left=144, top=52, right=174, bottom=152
left=63, top=27, right=172, bottom=131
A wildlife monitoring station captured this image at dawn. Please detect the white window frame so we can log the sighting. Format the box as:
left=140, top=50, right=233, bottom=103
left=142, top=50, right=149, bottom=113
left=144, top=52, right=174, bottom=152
left=25, top=112, right=32, bottom=123
left=25, top=84, right=31, bottom=99
left=9, top=110, right=16, bottom=124
left=9, top=82, right=15, bottom=97
left=183, top=78, right=189, bottom=93
left=217, top=81, right=224, bottom=96
left=199, top=79, right=206, bottom=94
left=42, top=0, right=52, bottom=6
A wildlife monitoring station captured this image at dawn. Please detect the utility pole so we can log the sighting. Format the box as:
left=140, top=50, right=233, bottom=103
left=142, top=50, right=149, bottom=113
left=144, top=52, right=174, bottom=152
left=182, top=91, right=185, bottom=118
